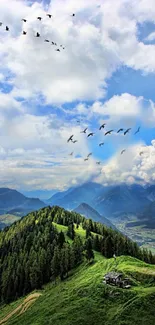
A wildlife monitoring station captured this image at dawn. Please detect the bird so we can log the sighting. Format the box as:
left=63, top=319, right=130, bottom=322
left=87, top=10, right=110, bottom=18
left=22, top=19, right=27, bottom=22
left=134, top=126, right=140, bottom=135
left=72, top=13, right=75, bottom=16
left=37, top=17, right=42, bottom=21
left=84, top=158, right=89, bottom=161
left=72, top=140, right=78, bottom=143
left=139, top=151, right=144, bottom=156
left=99, top=142, right=104, bottom=146
left=87, top=153, right=92, bottom=158
left=0, top=22, right=3, bottom=26
left=67, top=135, right=74, bottom=142
left=117, top=128, right=124, bottom=133
left=96, top=161, right=101, bottom=165
left=105, top=130, right=113, bottom=136
left=99, top=123, right=106, bottom=130
left=69, top=152, right=73, bottom=156
left=56, top=49, right=60, bottom=52
left=87, top=132, right=94, bottom=137
left=23, top=31, right=27, bottom=35
left=6, top=26, right=9, bottom=31
left=36, top=32, right=40, bottom=37
left=121, top=149, right=126, bottom=155
left=124, top=128, right=131, bottom=135
left=46, top=14, right=52, bottom=18
left=81, top=128, right=87, bottom=133
left=45, top=39, right=50, bottom=42
left=51, top=41, right=55, bottom=45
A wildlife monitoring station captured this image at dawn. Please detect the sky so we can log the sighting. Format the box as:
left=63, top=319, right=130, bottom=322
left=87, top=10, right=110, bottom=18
left=1, top=0, right=155, bottom=196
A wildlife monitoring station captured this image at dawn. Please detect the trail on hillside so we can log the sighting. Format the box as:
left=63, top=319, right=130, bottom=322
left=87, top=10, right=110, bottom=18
left=0, top=293, right=42, bottom=325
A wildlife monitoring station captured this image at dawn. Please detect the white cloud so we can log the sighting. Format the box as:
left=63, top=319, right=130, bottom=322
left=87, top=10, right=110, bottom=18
left=145, top=31, right=155, bottom=42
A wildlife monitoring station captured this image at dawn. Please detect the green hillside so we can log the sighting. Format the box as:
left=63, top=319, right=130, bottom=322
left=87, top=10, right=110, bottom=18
left=0, top=253, right=155, bottom=325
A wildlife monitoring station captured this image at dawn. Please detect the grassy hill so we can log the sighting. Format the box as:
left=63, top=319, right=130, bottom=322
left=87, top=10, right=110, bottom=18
left=0, top=252, right=155, bottom=325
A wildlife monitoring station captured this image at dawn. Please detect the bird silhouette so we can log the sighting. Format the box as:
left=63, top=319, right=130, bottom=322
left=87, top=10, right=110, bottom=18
left=81, top=128, right=87, bottom=133
left=22, top=19, right=27, bottom=22
left=124, top=128, right=131, bottom=135
left=84, top=158, right=89, bottom=161
left=0, top=22, right=3, bottom=26
left=6, top=26, right=9, bottom=31
left=121, top=149, right=126, bottom=155
left=134, top=126, right=140, bottom=135
left=56, top=49, right=60, bottom=52
left=96, top=161, right=101, bottom=165
left=51, top=41, right=55, bottom=45
left=23, top=31, right=27, bottom=35
left=99, top=123, right=106, bottom=130
left=37, top=17, right=42, bottom=21
left=69, top=152, right=73, bottom=156
left=87, top=132, right=94, bottom=137
left=72, top=140, right=78, bottom=143
left=105, top=130, right=113, bottom=135
left=99, top=142, right=104, bottom=146
left=139, top=151, right=144, bottom=156
left=87, top=153, right=92, bottom=157
left=117, top=128, right=124, bottom=133
left=67, top=135, right=74, bottom=142
left=72, top=13, right=75, bottom=16
left=45, top=39, right=50, bottom=42
left=36, top=32, right=40, bottom=37
left=47, top=14, right=52, bottom=18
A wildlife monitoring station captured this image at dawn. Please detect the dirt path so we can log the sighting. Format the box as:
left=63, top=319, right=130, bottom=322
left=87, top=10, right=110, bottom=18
left=0, top=293, right=42, bottom=325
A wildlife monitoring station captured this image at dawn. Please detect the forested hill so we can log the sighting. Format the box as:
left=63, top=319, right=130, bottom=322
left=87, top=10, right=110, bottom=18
left=0, top=205, right=155, bottom=305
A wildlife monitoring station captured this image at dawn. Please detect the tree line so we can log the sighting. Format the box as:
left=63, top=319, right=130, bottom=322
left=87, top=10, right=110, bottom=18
left=0, top=205, right=154, bottom=305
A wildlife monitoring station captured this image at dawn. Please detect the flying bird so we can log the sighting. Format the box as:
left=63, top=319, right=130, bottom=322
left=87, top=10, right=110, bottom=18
left=87, top=132, right=94, bottom=137
left=121, top=149, right=126, bottom=155
left=47, top=14, right=52, bottom=18
left=99, top=142, right=104, bottom=146
left=117, top=128, right=124, bottom=133
left=37, top=17, right=42, bottom=21
left=72, top=13, right=75, bottom=16
left=99, top=123, right=106, bottom=130
left=56, top=49, right=60, bottom=52
left=6, top=26, right=9, bottom=31
left=36, top=32, right=40, bottom=37
left=67, top=135, right=74, bottom=142
left=87, top=153, right=92, bottom=158
left=81, top=128, right=87, bottom=133
left=72, top=140, right=78, bottom=143
left=134, top=126, right=140, bottom=135
left=124, top=128, right=131, bottom=135
left=45, top=39, right=50, bottom=42
left=51, top=41, right=55, bottom=45
left=105, top=130, right=113, bottom=136
left=84, top=158, right=89, bottom=161
left=23, top=31, right=27, bottom=35
left=22, top=19, right=27, bottom=22
left=69, top=152, right=73, bottom=156
left=139, top=151, right=144, bottom=156
left=96, top=161, right=101, bottom=165
left=0, top=22, right=3, bottom=26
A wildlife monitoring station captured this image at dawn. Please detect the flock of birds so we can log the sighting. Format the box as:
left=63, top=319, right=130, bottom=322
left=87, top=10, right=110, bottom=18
left=0, top=13, right=76, bottom=51
left=67, top=124, right=143, bottom=165
left=0, top=11, right=145, bottom=168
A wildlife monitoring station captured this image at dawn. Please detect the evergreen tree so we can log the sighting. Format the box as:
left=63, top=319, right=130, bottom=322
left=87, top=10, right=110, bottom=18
left=67, top=222, right=75, bottom=240
left=85, top=238, right=94, bottom=262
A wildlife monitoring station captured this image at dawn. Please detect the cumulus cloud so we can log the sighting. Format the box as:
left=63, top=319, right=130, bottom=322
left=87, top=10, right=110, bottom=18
left=145, top=31, right=155, bottom=42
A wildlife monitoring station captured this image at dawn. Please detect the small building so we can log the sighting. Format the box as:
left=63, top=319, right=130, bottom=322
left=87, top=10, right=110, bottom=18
left=104, top=272, right=131, bottom=288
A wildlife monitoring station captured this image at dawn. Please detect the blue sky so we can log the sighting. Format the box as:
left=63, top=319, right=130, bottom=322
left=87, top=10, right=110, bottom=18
left=1, top=0, right=155, bottom=196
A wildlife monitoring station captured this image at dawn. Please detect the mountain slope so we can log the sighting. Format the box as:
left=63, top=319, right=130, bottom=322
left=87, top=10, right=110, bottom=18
left=48, top=182, right=103, bottom=210
left=0, top=188, right=46, bottom=218
left=74, top=203, right=116, bottom=229
left=0, top=254, right=155, bottom=325
left=94, top=184, right=150, bottom=217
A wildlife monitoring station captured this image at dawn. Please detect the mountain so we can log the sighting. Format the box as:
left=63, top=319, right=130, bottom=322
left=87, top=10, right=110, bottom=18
left=74, top=203, right=116, bottom=229
left=145, top=185, right=155, bottom=202
left=48, top=182, right=103, bottom=210
left=0, top=188, right=46, bottom=218
left=94, top=184, right=150, bottom=217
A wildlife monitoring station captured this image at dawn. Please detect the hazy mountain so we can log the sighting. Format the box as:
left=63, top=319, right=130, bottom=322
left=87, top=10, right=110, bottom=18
left=21, top=189, right=56, bottom=201
left=0, top=188, right=46, bottom=217
left=73, top=203, right=116, bottom=229
left=94, top=184, right=150, bottom=217
left=145, top=185, right=155, bottom=202
left=48, top=182, right=103, bottom=210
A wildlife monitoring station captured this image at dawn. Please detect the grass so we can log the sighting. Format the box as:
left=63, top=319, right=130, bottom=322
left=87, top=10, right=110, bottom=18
left=0, top=214, right=20, bottom=228
left=0, top=252, right=155, bottom=325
